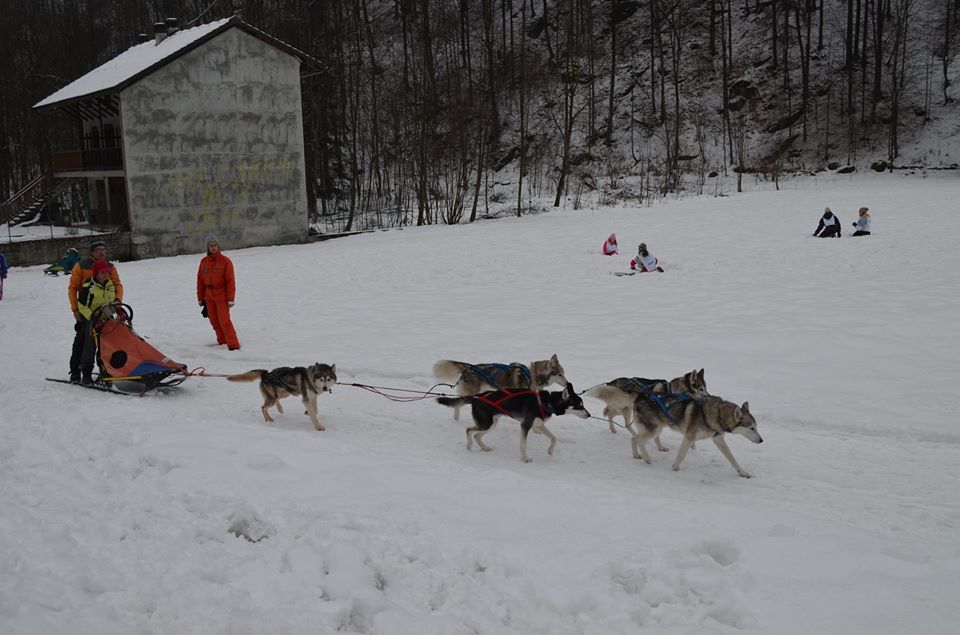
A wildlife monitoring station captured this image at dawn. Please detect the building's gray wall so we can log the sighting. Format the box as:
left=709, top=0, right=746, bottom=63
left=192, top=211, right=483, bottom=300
left=121, top=28, right=308, bottom=258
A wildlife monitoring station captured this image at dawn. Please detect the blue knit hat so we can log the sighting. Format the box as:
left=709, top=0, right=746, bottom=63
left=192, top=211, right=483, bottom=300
left=205, top=234, right=220, bottom=248
left=88, top=239, right=106, bottom=252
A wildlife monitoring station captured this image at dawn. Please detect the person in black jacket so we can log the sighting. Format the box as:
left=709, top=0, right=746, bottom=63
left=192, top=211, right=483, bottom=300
left=813, top=207, right=841, bottom=237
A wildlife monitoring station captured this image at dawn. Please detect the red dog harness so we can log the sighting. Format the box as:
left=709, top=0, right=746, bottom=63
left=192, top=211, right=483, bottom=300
left=474, top=389, right=548, bottom=421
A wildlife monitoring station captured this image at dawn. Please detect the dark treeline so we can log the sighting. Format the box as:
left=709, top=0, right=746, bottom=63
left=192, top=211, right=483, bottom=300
left=1, top=0, right=957, bottom=230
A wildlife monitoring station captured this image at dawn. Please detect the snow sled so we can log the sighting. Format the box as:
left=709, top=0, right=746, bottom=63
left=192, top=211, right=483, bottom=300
left=44, top=248, right=80, bottom=276
left=92, top=303, right=189, bottom=390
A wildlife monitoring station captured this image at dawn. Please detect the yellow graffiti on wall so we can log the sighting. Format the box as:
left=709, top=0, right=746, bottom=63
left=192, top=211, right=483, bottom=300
left=164, top=156, right=298, bottom=221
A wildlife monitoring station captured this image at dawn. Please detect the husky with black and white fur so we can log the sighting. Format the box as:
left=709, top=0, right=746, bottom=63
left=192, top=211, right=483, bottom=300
left=432, top=354, right=568, bottom=420
left=436, top=383, right=590, bottom=462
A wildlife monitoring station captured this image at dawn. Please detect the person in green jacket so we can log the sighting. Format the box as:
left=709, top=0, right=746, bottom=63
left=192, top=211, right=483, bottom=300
left=76, top=260, right=118, bottom=384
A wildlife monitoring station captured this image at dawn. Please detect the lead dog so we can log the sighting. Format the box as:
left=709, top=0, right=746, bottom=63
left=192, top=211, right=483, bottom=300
left=436, top=383, right=590, bottom=462
left=227, top=363, right=337, bottom=431
left=432, top=354, right=568, bottom=420
left=585, top=369, right=708, bottom=444
left=629, top=393, right=762, bottom=478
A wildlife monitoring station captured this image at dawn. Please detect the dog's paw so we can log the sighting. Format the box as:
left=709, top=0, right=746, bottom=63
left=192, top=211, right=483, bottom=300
left=738, top=471, right=752, bottom=478
left=522, top=457, right=533, bottom=463
left=658, top=446, right=671, bottom=453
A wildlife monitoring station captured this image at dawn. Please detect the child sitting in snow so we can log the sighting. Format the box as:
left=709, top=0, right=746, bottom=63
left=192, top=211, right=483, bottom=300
left=602, top=233, right=619, bottom=255
left=630, top=243, right=664, bottom=272
left=852, top=207, right=871, bottom=236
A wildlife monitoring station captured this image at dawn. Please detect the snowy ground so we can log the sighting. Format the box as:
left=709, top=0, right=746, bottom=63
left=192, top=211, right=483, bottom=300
left=2, top=173, right=959, bottom=634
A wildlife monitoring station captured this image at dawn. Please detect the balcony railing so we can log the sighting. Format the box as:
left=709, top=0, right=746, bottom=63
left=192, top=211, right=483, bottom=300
left=52, top=147, right=124, bottom=172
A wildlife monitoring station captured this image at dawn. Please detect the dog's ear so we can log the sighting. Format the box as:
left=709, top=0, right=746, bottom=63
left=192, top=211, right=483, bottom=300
left=741, top=401, right=749, bottom=413
left=551, top=353, right=559, bottom=363
left=331, top=363, right=336, bottom=374
left=733, top=405, right=743, bottom=421
left=697, top=368, right=705, bottom=383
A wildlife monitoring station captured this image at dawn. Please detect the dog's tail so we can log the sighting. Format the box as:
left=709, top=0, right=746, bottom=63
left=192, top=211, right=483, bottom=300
left=226, top=370, right=267, bottom=383
left=432, top=360, right=466, bottom=383
left=437, top=396, right=470, bottom=409
left=583, top=383, right=621, bottom=401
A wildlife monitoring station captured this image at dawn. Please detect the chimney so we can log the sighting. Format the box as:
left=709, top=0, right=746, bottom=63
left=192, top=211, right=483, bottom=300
left=165, top=17, right=179, bottom=36
left=154, top=22, right=167, bottom=45
left=136, top=33, right=150, bottom=44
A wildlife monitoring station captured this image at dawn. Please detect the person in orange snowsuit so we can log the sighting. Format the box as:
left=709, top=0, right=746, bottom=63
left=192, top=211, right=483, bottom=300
left=197, top=234, right=240, bottom=350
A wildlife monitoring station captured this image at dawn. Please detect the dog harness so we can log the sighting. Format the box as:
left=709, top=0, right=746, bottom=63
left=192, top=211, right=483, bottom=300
left=474, top=389, right=548, bottom=421
left=465, top=363, right=533, bottom=388
left=623, top=378, right=666, bottom=392
left=641, top=391, right=694, bottom=425
left=264, top=369, right=305, bottom=395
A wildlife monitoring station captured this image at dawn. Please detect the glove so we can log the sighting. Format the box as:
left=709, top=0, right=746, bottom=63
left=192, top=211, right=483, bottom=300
left=72, top=309, right=82, bottom=321
left=227, top=301, right=235, bottom=308
left=198, top=300, right=204, bottom=307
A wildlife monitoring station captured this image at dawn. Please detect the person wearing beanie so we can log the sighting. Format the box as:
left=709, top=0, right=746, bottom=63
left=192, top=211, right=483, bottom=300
left=197, top=234, right=240, bottom=350
left=67, top=238, right=123, bottom=382
left=852, top=207, right=872, bottom=236
left=813, top=207, right=841, bottom=237
left=76, top=260, right=118, bottom=385
left=630, top=242, right=664, bottom=273
left=602, top=233, right=619, bottom=255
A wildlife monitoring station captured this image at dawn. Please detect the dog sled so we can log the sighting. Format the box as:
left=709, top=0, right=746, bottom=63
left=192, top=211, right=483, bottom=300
left=47, top=303, right=189, bottom=394
left=43, top=248, right=80, bottom=276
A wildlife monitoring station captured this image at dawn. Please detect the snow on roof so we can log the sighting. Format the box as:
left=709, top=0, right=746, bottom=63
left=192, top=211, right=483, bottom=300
left=33, top=18, right=231, bottom=109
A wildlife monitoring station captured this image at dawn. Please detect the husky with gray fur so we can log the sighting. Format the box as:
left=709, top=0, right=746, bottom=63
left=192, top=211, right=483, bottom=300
left=432, top=354, right=568, bottom=420
left=436, top=383, right=590, bottom=462
left=628, top=394, right=762, bottom=478
left=584, top=369, right=708, bottom=442
left=227, top=363, right=337, bottom=431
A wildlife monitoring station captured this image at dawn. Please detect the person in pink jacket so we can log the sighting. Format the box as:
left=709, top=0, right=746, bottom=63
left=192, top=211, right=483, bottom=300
left=602, top=233, right=619, bottom=255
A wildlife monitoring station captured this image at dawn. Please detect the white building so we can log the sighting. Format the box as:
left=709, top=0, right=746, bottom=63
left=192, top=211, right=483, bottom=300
left=32, top=16, right=317, bottom=258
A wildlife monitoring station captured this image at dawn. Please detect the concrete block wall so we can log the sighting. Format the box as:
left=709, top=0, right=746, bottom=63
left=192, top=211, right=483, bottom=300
left=0, top=233, right=132, bottom=268
left=121, top=27, right=309, bottom=259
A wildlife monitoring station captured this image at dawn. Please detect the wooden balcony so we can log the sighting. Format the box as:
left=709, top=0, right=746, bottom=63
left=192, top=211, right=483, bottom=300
left=53, top=147, right=124, bottom=173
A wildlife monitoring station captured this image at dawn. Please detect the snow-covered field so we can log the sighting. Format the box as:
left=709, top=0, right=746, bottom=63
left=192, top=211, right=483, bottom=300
left=2, top=173, right=959, bottom=634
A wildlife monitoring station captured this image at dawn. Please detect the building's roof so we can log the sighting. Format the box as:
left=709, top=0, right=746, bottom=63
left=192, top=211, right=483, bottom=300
left=34, top=16, right=321, bottom=111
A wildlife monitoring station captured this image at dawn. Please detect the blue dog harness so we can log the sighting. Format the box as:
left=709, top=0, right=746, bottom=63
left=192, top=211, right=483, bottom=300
left=464, top=363, right=532, bottom=388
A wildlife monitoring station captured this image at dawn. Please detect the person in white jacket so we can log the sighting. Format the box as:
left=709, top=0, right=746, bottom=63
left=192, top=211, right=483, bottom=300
left=630, top=243, right=664, bottom=272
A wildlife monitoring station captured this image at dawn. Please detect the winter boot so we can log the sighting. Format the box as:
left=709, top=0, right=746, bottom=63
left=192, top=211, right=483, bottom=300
left=81, top=367, right=94, bottom=386
left=70, top=369, right=81, bottom=384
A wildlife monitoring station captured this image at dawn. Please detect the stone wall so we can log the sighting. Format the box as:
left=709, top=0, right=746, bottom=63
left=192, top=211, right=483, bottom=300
left=121, top=28, right=309, bottom=259
left=0, top=233, right=132, bottom=268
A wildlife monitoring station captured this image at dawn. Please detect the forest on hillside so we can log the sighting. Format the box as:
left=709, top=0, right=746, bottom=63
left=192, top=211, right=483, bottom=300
left=1, top=0, right=957, bottom=231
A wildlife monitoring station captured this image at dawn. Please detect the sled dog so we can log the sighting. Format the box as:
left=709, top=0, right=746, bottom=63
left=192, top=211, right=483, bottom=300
left=227, top=363, right=337, bottom=431
left=628, top=394, right=762, bottom=478
left=584, top=369, right=708, bottom=440
left=436, top=383, right=590, bottom=462
left=432, top=354, right=568, bottom=420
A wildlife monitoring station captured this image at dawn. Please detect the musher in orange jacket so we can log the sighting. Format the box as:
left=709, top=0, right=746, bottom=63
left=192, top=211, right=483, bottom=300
left=68, top=239, right=123, bottom=382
